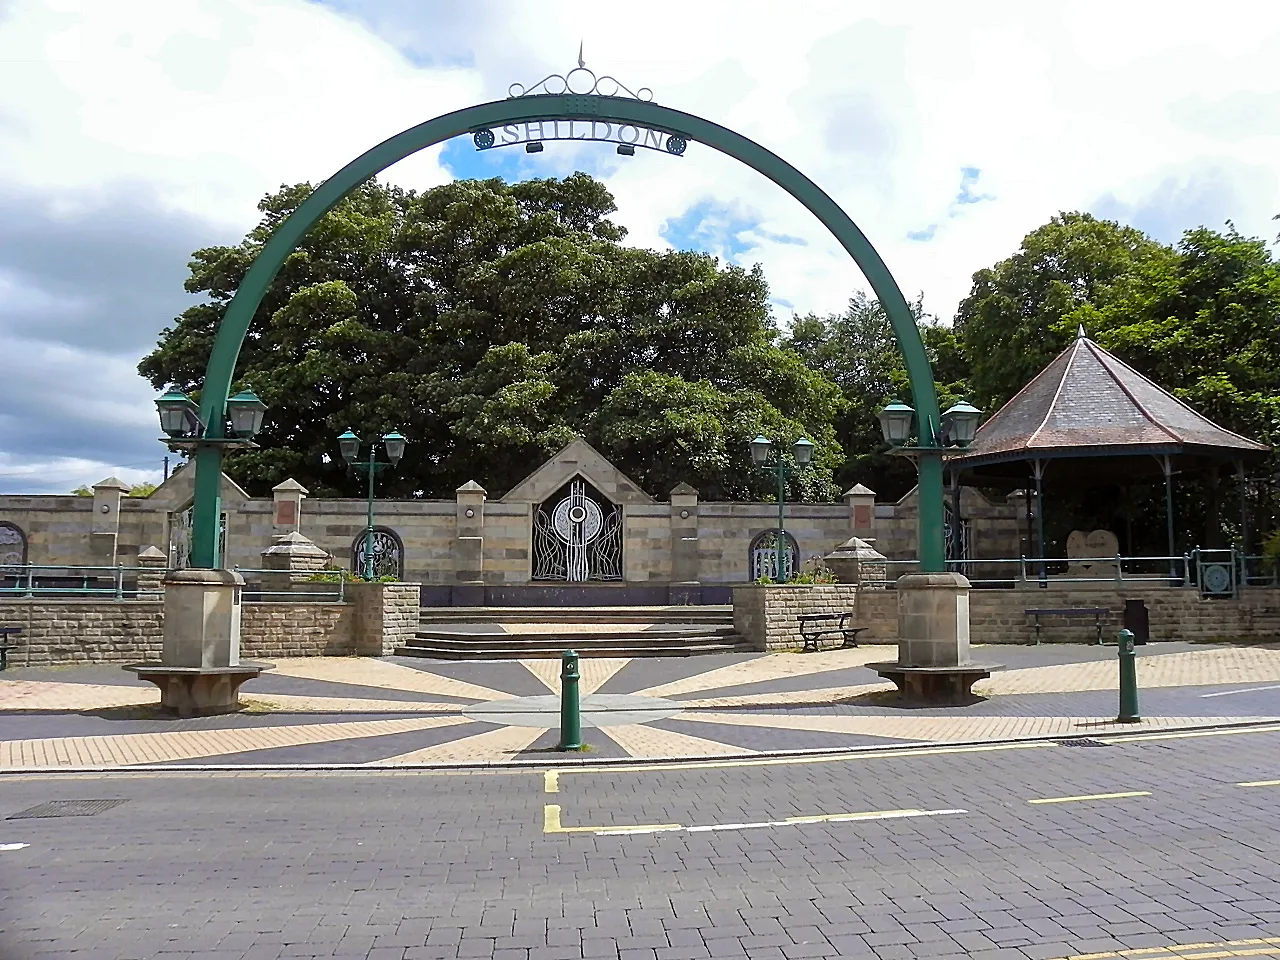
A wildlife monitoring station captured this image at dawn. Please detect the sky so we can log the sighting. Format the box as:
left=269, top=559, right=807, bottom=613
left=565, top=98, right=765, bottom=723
left=0, top=0, right=1278, bottom=494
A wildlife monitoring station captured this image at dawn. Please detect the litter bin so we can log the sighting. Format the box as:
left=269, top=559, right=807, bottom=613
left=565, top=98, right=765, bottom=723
left=1123, top=598, right=1149, bottom=646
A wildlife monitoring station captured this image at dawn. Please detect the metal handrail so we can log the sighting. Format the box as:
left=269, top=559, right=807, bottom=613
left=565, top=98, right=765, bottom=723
left=231, top=566, right=346, bottom=603
left=0, top=563, right=346, bottom=602
left=880, top=553, right=1196, bottom=588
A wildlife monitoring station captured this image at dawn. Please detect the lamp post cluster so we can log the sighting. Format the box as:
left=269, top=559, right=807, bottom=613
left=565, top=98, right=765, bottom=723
left=749, top=435, right=814, bottom=582
left=156, top=387, right=407, bottom=579
left=338, top=429, right=407, bottom=581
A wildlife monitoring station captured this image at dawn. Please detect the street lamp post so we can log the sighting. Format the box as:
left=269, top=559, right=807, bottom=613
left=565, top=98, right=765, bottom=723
left=750, top=435, right=814, bottom=582
left=338, top=429, right=407, bottom=580
left=876, top=398, right=984, bottom=570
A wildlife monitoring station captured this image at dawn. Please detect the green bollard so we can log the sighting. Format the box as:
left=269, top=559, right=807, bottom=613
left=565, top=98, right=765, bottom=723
left=1116, top=629, right=1141, bottom=723
left=558, top=649, right=582, bottom=751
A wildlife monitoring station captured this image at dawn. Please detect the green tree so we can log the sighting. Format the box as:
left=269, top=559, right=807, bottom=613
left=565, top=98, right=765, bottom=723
left=140, top=174, right=846, bottom=501
left=784, top=292, right=969, bottom=500
left=954, top=212, right=1172, bottom=410
left=954, top=213, right=1280, bottom=552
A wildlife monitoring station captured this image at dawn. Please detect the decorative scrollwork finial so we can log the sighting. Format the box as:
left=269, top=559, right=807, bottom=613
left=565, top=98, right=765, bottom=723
left=508, top=47, right=654, bottom=101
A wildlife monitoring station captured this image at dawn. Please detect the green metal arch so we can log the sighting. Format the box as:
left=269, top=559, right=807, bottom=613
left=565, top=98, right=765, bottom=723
left=190, top=94, right=945, bottom=570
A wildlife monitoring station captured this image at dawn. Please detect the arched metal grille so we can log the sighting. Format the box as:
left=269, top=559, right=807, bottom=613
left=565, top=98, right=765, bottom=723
left=352, top=528, right=404, bottom=579
left=532, top=479, right=622, bottom=582
left=0, top=521, right=27, bottom=566
left=750, top=530, right=800, bottom=582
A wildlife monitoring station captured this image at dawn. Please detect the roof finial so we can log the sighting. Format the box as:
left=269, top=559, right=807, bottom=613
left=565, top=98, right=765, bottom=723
left=577, top=40, right=585, bottom=69
left=1077, top=323, right=1087, bottom=340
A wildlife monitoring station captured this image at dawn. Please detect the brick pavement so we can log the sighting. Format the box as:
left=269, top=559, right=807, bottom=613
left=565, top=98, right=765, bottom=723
left=0, top=644, right=1276, bottom=768
left=1, top=726, right=1279, bottom=958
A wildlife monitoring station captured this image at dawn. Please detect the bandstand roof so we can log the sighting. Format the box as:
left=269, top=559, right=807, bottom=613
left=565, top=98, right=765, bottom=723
left=950, top=327, right=1269, bottom=485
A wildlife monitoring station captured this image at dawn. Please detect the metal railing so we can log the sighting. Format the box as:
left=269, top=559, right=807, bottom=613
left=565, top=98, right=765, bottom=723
left=0, top=563, right=345, bottom=603
left=0, top=563, right=137, bottom=599
left=881, top=554, right=1194, bottom=589
left=231, top=567, right=346, bottom=603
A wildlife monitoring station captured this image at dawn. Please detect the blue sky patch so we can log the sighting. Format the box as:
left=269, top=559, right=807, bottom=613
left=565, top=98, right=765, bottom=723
left=953, top=166, right=994, bottom=208
left=907, top=224, right=938, bottom=242
left=661, top=200, right=762, bottom=259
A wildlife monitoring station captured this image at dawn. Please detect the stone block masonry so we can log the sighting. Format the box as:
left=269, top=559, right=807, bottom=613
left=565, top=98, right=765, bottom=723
left=0, top=581, right=421, bottom=666
left=733, top=582, right=1280, bottom=651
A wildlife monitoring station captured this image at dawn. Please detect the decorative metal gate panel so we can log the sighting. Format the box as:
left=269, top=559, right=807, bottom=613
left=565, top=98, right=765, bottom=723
left=352, top=528, right=404, bottom=579
left=532, top=479, right=622, bottom=582
left=0, top=522, right=26, bottom=566
left=169, top=506, right=226, bottom=569
left=750, top=530, right=799, bottom=582
left=944, top=504, right=971, bottom=562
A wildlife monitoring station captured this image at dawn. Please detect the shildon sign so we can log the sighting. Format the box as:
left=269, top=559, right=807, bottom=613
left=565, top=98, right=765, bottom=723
left=470, top=46, right=687, bottom=157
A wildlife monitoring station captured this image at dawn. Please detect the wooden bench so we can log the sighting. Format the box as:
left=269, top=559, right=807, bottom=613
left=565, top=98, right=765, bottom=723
left=798, top=613, right=866, bottom=652
left=1024, top=608, right=1108, bottom=646
left=0, top=626, right=22, bottom=671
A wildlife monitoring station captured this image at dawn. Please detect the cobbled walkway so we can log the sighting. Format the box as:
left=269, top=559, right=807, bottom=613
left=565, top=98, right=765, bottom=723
left=0, top=642, right=1277, bottom=767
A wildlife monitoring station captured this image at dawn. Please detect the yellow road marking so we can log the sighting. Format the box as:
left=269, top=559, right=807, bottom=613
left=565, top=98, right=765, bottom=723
left=542, top=803, right=679, bottom=835
left=1239, top=779, right=1280, bottom=787
left=1048, top=937, right=1280, bottom=960
left=1106, top=723, right=1280, bottom=744
left=544, top=770, right=559, bottom=793
left=1029, top=790, right=1151, bottom=805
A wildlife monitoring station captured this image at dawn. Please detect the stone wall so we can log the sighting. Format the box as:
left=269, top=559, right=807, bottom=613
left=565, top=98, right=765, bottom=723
left=0, top=583, right=421, bottom=666
left=348, top=581, right=421, bottom=656
left=0, top=452, right=1026, bottom=591
left=732, top=582, right=1280, bottom=651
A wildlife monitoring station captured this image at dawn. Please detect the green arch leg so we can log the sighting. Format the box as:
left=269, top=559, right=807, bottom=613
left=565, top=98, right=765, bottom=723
left=189, top=95, right=946, bottom=572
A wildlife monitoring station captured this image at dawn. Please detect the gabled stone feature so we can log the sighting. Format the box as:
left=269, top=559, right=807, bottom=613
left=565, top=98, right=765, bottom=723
left=499, top=438, right=655, bottom=505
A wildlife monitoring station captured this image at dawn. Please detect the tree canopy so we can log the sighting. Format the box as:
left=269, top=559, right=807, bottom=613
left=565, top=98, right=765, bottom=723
left=141, top=168, right=1280, bottom=550
left=140, top=174, right=846, bottom=501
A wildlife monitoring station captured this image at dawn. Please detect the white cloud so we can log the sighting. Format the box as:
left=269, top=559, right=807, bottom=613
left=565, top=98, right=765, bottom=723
left=1, top=0, right=1278, bottom=492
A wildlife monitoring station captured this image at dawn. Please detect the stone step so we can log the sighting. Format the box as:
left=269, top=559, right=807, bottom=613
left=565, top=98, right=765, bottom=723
left=395, top=637, right=753, bottom=660
left=415, top=625, right=740, bottom=643
left=417, top=605, right=733, bottom=625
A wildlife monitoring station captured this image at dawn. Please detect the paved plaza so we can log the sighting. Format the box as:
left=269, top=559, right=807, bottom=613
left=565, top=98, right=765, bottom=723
left=1, top=642, right=1279, bottom=767
left=1, top=720, right=1279, bottom=959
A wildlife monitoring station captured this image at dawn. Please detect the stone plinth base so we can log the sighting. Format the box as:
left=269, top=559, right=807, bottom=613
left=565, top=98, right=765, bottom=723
left=869, top=662, right=1002, bottom=705
left=124, top=662, right=271, bottom=717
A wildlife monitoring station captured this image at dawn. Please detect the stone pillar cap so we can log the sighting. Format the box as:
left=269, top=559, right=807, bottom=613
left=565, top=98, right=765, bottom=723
left=896, top=571, right=970, bottom=589
left=164, top=568, right=245, bottom=586
left=137, top=545, right=167, bottom=560
left=456, top=480, right=487, bottom=495
left=669, top=482, right=699, bottom=498
left=262, top=531, right=329, bottom=557
left=825, top=536, right=886, bottom=560
left=843, top=483, right=876, bottom=498
left=272, top=478, right=309, bottom=495
left=93, top=476, right=131, bottom=491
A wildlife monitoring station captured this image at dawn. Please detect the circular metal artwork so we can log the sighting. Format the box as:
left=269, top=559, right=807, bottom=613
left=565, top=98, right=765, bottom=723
left=1202, top=563, right=1232, bottom=595
left=472, top=128, right=495, bottom=149
left=665, top=135, right=687, bottom=155
left=100, top=504, right=110, bottom=514
left=680, top=510, right=689, bottom=519
left=464, top=508, right=475, bottom=518
left=552, top=495, right=603, bottom=543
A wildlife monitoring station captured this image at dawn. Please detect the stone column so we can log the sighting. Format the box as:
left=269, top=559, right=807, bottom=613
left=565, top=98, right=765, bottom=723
left=135, top=545, right=168, bottom=598
left=896, top=573, right=971, bottom=667
left=124, top=568, right=267, bottom=717
left=271, top=478, right=308, bottom=535
left=90, top=477, right=130, bottom=565
left=844, top=484, right=876, bottom=540
left=260, top=531, right=331, bottom=598
left=454, top=481, right=486, bottom=605
left=669, top=483, right=700, bottom=598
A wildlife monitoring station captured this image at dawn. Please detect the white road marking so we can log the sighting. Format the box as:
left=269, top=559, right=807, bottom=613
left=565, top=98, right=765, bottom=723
left=594, top=807, right=968, bottom=837
left=1200, top=684, right=1280, bottom=698
left=0, top=843, right=29, bottom=851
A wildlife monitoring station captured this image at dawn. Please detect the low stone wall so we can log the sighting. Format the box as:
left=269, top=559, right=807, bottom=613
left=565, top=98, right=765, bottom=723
left=348, top=582, right=421, bottom=656
left=733, top=582, right=1280, bottom=651
left=0, top=600, right=165, bottom=665
left=0, top=581, right=422, bottom=666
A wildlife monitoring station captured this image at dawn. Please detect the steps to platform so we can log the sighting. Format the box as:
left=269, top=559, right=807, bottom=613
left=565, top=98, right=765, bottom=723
left=417, top=605, right=733, bottom=625
left=401, top=606, right=749, bottom=659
